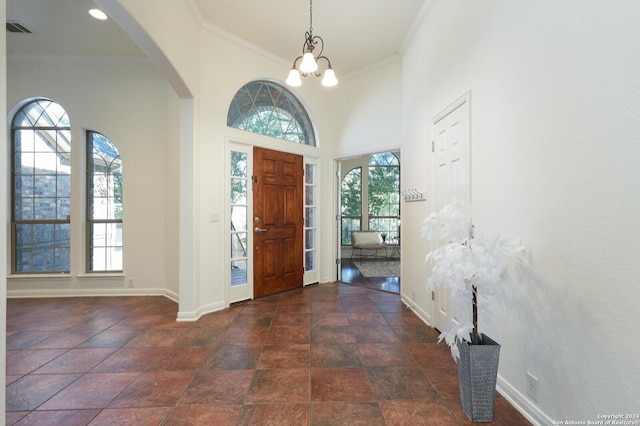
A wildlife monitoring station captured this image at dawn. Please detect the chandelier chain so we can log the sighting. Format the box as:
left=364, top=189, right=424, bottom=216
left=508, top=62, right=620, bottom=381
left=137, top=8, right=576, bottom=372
left=309, top=0, right=313, bottom=34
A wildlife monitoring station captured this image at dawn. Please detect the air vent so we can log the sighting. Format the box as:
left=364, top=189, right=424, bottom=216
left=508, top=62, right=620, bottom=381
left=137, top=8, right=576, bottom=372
left=6, top=21, right=33, bottom=34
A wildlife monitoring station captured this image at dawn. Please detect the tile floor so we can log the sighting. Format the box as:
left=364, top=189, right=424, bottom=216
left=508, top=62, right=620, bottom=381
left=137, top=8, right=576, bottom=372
left=6, top=282, right=531, bottom=425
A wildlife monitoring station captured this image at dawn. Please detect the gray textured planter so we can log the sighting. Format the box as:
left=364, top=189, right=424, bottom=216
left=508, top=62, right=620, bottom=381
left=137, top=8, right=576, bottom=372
left=456, top=333, right=501, bottom=422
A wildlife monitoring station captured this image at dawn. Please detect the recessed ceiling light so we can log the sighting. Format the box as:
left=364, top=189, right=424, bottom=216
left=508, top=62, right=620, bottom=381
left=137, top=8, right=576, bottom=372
left=89, top=8, right=108, bottom=20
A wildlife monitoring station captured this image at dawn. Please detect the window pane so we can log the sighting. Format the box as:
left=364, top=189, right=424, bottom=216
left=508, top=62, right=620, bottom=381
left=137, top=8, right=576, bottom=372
left=231, top=152, right=247, bottom=177
left=15, top=224, right=32, bottom=247
left=92, top=223, right=107, bottom=246
left=341, top=218, right=361, bottom=245
left=55, top=224, right=70, bottom=248
left=305, top=251, right=315, bottom=272
left=17, top=175, right=34, bottom=196
left=231, top=232, right=248, bottom=259
left=15, top=129, right=35, bottom=153
left=93, top=174, right=109, bottom=197
left=341, top=168, right=362, bottom=216
left=231, top=259, right=247, bottom=286
left=305, top=164, right=315, bottom=184
left=305, top=229, right=315, bottom=250
left=32, top=249, right=54, bottom=271
left=34, top=198, right=56, bottom=220
left=16, top=198, right=34, bottom=220
left=231, top=206, right=247, bottom=232
left=231, top=178, right=247, bottom=204
left=57, top=198, right=71, bottom=220
left=15, top=249, right=32, bottom=272
left=305, top=186, right=316, bottom=206
left=57, top=174, right=71, bottom=197
left=33, top=224, right=55, bottom=248
left=33, top=152, right=57, bottom=173
left=55, top=247, right=71, bottom=271
left=34, top=175, right=55, bottom=195
left=305, top=207, right=316, bottom=228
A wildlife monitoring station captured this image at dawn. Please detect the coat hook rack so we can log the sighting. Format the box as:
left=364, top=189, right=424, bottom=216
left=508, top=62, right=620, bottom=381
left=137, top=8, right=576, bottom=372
left=401, top=189, right=426, bottom=202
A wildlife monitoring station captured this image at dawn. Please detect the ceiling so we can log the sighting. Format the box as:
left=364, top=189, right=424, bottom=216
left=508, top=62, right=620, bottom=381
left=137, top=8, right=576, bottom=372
left=7, top=0, right=428, bottom=76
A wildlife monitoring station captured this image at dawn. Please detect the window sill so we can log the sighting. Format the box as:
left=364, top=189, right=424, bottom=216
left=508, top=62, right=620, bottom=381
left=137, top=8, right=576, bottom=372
left=76, top=273, right=125, bottom=279
left=8, top=273, right=124, bottom=280
left=8, top=273, right=71, bottom=280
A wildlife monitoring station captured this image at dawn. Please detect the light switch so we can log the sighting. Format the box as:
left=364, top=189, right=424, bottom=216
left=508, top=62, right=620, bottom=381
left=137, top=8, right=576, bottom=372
left=209, top=212, right=220, bottom=222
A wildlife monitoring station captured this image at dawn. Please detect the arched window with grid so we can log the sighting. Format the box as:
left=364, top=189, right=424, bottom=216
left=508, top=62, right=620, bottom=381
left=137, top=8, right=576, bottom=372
left=11, top=99, right=71, bottom=273
left=227, top=80, right=316, bottom=146
left=87, top=131, right=123, bottom=272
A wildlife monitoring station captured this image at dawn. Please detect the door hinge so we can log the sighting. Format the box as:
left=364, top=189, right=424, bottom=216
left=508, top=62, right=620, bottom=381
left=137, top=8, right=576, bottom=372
left=336, top=258, right=341, bottom=265
left=251, top=175, right=258, bottom=190
left=431, top=140, right=435, bottom=153
left=431, top=290, right=435, bottom=301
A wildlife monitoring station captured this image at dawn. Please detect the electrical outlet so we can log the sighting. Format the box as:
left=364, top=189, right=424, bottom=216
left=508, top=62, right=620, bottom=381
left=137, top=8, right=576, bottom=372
left=526, top=372, right=538, bottom=402
left=127, top=278, right=134, bottom=288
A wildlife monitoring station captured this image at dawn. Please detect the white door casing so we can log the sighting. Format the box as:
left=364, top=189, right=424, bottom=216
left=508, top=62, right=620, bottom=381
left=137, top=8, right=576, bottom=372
left=430, top=92, right=471, bottom=333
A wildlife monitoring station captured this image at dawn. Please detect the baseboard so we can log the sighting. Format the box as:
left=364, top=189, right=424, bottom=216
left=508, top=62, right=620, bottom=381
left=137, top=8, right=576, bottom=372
left=176, top=300, right=227, bottom=322
left=497, top=376, right=554, bottom=426
left=7, top=287, right=171, bottom=299
left=400, top=294, right=432, bottom=326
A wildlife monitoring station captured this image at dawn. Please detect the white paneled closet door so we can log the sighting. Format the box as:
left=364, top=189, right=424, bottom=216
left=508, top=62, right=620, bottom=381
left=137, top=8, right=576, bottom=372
left=431, top=93, right=471, bottom=333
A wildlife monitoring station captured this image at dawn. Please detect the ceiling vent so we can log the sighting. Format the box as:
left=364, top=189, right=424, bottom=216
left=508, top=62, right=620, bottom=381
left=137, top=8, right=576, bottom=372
left=6, top=21, right=33, bottom=34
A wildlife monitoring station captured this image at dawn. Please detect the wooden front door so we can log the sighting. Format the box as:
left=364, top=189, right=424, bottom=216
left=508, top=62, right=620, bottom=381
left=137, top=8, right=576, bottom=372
left=253, top=147, right=304, bottom=298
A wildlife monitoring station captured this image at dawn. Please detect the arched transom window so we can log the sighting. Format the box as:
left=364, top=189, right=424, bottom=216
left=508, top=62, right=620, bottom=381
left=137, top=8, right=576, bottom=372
left=227, top=80, right=316, bottom=146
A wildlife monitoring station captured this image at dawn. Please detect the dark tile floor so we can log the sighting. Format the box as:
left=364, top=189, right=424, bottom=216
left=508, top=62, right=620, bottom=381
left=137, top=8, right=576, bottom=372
left=6, top=283, right=531, bottom=425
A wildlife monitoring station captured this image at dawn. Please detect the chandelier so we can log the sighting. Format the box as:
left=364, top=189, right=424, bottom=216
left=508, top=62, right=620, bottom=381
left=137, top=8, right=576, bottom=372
left=285, top=0, right=338, bottom=87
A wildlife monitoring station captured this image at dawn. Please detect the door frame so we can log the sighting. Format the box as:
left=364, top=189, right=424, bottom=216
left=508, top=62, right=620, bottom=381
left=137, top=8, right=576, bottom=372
left=225, top=137, right=320, bottom=306
left=333, top=145, right=402, bottom=283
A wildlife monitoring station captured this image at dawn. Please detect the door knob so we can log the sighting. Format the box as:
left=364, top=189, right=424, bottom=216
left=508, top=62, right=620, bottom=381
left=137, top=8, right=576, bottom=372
left=255, top=227, right=267, bottom=233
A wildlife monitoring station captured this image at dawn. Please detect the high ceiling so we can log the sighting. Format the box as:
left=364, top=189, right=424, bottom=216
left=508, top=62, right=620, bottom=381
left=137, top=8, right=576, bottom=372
left=7, top=0, right=428, bottom=76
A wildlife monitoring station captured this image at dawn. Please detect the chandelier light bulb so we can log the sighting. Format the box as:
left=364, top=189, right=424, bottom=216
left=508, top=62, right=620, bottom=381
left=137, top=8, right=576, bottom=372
left=286, top=68, right=303, bottom=87
left=88, top=8, right=108, bottom=20
left=299, top=52, right=318, bottom=74
left=321, top=67, right=338, bottom=87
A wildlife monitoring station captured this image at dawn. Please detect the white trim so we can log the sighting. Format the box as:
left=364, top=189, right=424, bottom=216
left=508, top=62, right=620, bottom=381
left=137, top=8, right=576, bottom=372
left=497, top=377, right=554, bottom=426
left=176, top=301, right=227, bottom=322
left=400, top=0, right=436, bottom=54
left=401, top=294, right=432, bottom=327
left=7, top=287, right=176, bottom=299
left=334, top=144, right=402, bottom=162
left=432, top=91, right=470, bottom=125
left=7, top=54, right=149, bottom=63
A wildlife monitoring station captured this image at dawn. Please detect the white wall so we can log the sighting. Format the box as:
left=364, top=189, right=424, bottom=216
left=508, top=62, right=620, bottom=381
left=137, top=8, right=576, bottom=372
left=330, top=59, right=403, bottom=157
left=402, top=0, right=640, bottom=421
left=6, top=58, right=179, bottom=297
